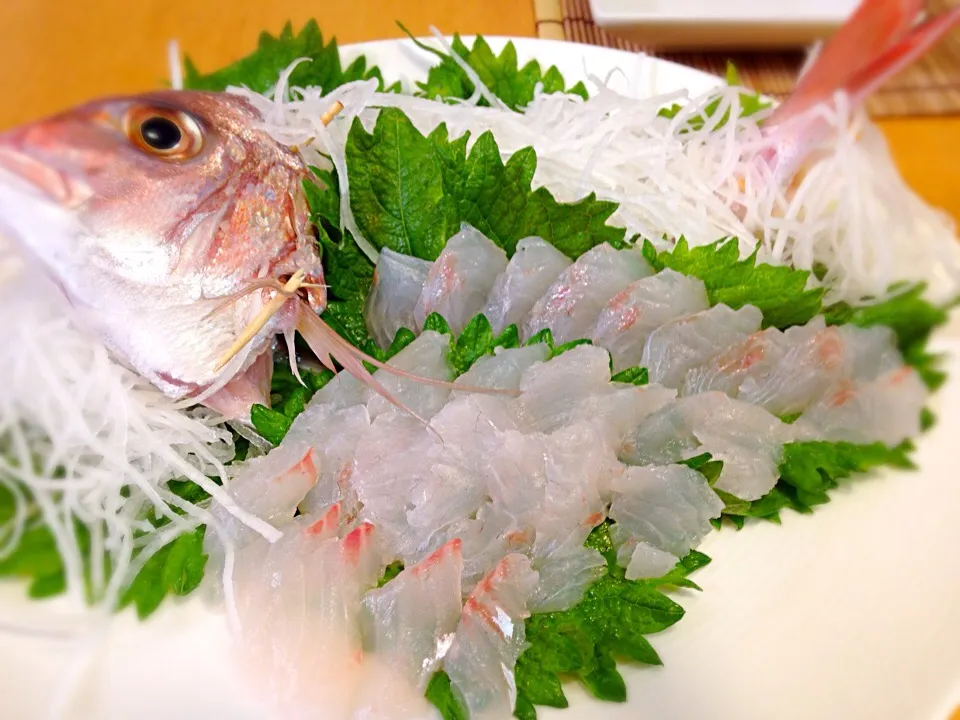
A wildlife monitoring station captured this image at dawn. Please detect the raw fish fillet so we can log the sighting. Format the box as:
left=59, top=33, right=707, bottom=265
left=287, top=403, right=370, bottom=517
left=523, top=243, right=653, bottom=345
left=232, top=522, right=382, bottom=718
left=445, top=554, right=539, bottom=719
left=414, top=226, right=508, bottom=334
left=734, top=319, right=870, bottom=415
left=797, top=366, right=927, bottom=446
left=453, top=344, right=550, bottom=395
left=594, top=268, right=709, bottom=372
left=366, top=248, right=432, bottom=349
left=614, top=537, right=677, bottom=580
left=609, top=464, right=723, bottom=578
left=684, top=317, right=905, bottom=417
left=360, top=539, right=464, bottom=689
left=625, top=393, right=790, bottom=501
left=528, top=517, right=607, bottom=613
left=483, top=237, right=572, bottom=336
left=365, top=330, right=454, bottom=421
left=643, top=303, right=764, bottom=389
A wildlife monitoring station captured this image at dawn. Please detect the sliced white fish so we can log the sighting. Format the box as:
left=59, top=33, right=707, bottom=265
left=593, top=268, right=709, bottom=372
left=232, top=522, right=382, bottom=719
left=366, top=330, right=453, bottom=421
left=541, top=423, right=619, bottom=523
left=528, top=518, right=606, bottom=613
left=286, top=403, right=370, bottom=517
left=360, top=539, right=464, bottom=691
left=797, top=367, right=927, bottom=447
left=734, top=319, right=850, bottom=415
left=625, top=393, right=789, bottom=501
left=207, top=442, right=318, bottom=570
left=613, top=534, right=678, bottom=580
left=608, top=464, right=723, bottom=578
left=311, top=369, right=369, bottom=410
left=523, top=243, right=653, bottom=345
left=453, top=343, right=550, bottom=395
left=444, top=554, right=539, bottom=719
left=443, top=504, right=532, bottom=592
left=483, top=237, right=572, bottom=336
left=413, top=226, right=508, bottom=334
left=366, top=248, right=432, bottom=349
left=682, top=326, right=786, bottom=399
left=686, top=318, right=906, bottom=417
left=515, top=344, right=611, bottom=431
left=643, top=303, right=764, bottom=389
left=565, top=383, right=678, bottom=447
left=352, top=412, right=487, bottom=565
left=837, top=324, right=903, bottom=380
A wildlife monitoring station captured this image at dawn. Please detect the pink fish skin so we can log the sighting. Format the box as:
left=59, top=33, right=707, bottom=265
left=0, top=90, right=326, bottom=419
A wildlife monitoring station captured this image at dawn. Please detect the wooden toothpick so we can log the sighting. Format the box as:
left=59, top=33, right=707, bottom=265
left=213, top=270, right=307, bottom=373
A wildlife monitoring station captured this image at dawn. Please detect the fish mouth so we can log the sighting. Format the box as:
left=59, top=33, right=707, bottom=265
left=0, top=142, right=91, bottom=208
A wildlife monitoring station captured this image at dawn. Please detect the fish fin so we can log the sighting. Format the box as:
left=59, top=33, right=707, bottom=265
left=844, top=7, right=960, bottom=107
left=771, top=0, right=925, bottom=122
left=295, top=304, right=435, bottom=429
left=296, top=305, right=519, bottom=398
left=202, top=350, right=275, bottom=420
left=202, top=277, right=292, bottom=320
left=283, top=327, right=307, bottom=389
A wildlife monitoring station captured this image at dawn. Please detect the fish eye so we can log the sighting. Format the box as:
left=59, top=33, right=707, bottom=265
left=124, top=105, right=203, bottom=160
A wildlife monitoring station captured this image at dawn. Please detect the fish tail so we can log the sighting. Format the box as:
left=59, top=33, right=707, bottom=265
left=770, top=0, right=927, bottom=123
left=844, top=6, right=960, bottom=107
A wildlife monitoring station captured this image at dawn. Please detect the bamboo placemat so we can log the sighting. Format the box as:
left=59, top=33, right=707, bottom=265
left=533, top=0, right=960, bottom=117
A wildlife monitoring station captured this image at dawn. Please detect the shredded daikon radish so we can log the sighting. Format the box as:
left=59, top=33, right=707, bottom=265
left=230, top=56, right=960, bottom=305
left=0, top=243, right=270, bottom=615
left=167, top=39, right=183, bottom=92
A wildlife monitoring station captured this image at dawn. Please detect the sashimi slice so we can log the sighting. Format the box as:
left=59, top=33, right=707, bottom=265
left=593, top=268, right=710, bottom=372
left=528, top=515, right=606, bottom=613
left=444, top=554, right=540, bottom=719
left=643, top=303, right=764, bottom=389
left=732, top=320, right=903, bottom=416
left=360, top=539, right=464, bottom=689
left=366, top=248, right=432, bottom=349
left=515, top=344, right=611, bottom=431
left=613, top=535, right=678, bottom=580
left=608, top=464, right=723, bottom=578
left=453, top=344, right=550, bottom=395
left=682, top=326, right=788, bottom=399
left=523, top=243, right=653, bottom=345
left=352, top=412, right=487, bottom=564
left=624, top=393, right=790, bottom=501
left=206, top=444, right=319, bottom=575
left=483, top=237, right=572, bottom=336
left=232, top=522, right=383, bottom=719
left=413, top=226, right=508, bottom=334
left=366, top=330, right=454, bottom=421
left=285, top=403, right=370, bottom=517
left=796, top=366, right=927, bottom=447
left=446, top=504, right=533, bottom=592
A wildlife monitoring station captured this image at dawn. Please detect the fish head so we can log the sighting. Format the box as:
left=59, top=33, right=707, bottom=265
left=0, top=90, right=326, bottom=407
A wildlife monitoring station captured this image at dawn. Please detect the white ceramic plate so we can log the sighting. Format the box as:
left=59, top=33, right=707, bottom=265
left=588, top=0, right=859, bottom=49
left=3, top=37, right=960, bottom=720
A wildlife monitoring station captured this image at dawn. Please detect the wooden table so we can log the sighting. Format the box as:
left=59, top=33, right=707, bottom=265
left=1, top=0, right=958, bottom=225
